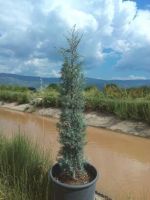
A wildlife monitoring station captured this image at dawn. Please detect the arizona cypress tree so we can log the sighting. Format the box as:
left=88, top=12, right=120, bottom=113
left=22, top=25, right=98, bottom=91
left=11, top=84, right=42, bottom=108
left=57, top=27, right=86, bottom=179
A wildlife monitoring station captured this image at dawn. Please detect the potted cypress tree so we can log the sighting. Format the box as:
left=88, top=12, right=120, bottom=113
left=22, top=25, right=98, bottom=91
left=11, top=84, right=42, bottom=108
left=49, top=27, right=98, bottom=200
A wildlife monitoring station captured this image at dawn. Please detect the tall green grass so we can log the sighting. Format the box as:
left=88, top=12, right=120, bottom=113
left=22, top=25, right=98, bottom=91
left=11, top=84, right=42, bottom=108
left=0, top=90, right=30, bottom=104
left=0, top=85, right=31, bottom=104
left=0, top=84, right=150, bottom=125
left=0, top=134, right=52, bottom=200
left=29, top=88, right=150, bottom=125
left=84, top=96, right=150, bottom=124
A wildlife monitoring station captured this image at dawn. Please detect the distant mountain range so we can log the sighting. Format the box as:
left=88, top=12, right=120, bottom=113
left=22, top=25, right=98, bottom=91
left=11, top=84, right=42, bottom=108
left=0, top=73, right=150, bottom=89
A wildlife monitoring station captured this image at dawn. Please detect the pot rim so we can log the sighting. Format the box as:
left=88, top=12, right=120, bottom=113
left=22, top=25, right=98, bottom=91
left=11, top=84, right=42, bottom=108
left=49, top=162, right=99, bottom=189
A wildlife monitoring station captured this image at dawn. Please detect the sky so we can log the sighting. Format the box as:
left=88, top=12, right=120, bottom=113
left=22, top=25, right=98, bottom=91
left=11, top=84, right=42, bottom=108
left=0, top=0, right=150, bottom=80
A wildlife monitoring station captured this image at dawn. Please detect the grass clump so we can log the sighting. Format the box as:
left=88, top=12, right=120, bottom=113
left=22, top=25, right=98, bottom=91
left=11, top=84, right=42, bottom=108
left=0, top=90, right=30, bottom=104
left=0, top=134, right=52, bottom=200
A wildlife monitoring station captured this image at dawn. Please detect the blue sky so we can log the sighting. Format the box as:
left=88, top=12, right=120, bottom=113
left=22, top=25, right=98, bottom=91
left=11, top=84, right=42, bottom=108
left=135, top=0, right=150, bottom=9
left=0, top=0, right=150, bottom=80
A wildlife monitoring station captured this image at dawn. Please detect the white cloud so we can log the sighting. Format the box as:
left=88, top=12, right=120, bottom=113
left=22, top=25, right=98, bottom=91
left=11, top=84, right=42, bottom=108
left=25, top=58, right=50, bottom=67
left=116, top=46, right=150, bottom=71
left=49, top=69, right=60, bottom=78
left=59, top=6, right=98, bottom=31
left=113, top=75, right=147, bottom=80
left=0, top=0, right=150, bottom=76
left=127, top=10, right=150, bottom=44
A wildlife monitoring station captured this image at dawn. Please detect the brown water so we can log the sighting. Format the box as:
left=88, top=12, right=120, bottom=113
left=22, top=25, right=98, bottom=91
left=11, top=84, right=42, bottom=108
left=0, top=108, right=150, bottom=200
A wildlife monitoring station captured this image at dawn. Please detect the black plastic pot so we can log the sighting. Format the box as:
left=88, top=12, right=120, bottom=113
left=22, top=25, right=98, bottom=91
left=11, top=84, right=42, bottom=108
left=48, top=163, right=98, bottom=200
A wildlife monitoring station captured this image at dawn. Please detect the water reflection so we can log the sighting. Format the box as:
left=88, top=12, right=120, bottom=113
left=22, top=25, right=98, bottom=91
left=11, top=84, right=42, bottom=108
left=0, top=108, right=150, bottom=200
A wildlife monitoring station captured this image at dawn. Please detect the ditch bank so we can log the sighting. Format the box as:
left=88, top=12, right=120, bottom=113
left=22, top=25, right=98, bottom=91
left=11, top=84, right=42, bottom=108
left=0, top=102, right=150, bottom=138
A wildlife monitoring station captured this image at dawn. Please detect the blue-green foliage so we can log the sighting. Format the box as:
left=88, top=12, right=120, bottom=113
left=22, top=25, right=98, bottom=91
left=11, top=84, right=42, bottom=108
left=57, top=28, right=86, bottom=178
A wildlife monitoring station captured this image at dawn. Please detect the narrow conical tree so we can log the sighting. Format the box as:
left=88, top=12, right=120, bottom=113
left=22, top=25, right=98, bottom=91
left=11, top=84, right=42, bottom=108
left=57, top=27, right=86, bottom=178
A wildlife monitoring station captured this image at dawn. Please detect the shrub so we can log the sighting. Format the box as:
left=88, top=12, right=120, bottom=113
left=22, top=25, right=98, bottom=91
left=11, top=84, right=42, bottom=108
left=57, top=27, right=86, bottom=178
left=42, top=91, right=60, bottom=107
left=0, top=90, right=30, bottom=104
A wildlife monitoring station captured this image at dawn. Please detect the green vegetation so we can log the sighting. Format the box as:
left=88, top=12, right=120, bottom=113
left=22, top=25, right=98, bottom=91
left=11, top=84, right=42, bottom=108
left=0, top=85, right=31, bottom=104
left=0, top=134, right=52, bottom=200
left=0, top=83, right=150, bottom=124
left=0, top=85, right=29, bottom=92
left=46, top=83, right=60, bottom=92
left=84, top=85, right=150, bottom=124
left=35, top=87, right=60, bottom=108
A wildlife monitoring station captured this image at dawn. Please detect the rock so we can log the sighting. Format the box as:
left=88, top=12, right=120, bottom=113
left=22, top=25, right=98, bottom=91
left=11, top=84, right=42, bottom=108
left=95, top=191, right=112, bottom=200
left=37, top=108, right=61, bottom=118
left=110, top=120, right=150, bottom=137
left=30, top=97, right=43, bottom=106
left=95, top=194, right=105, bottom=200
left=0, top=103, right=29, bottom=112
left=85, top=112, right=120, bottom=128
